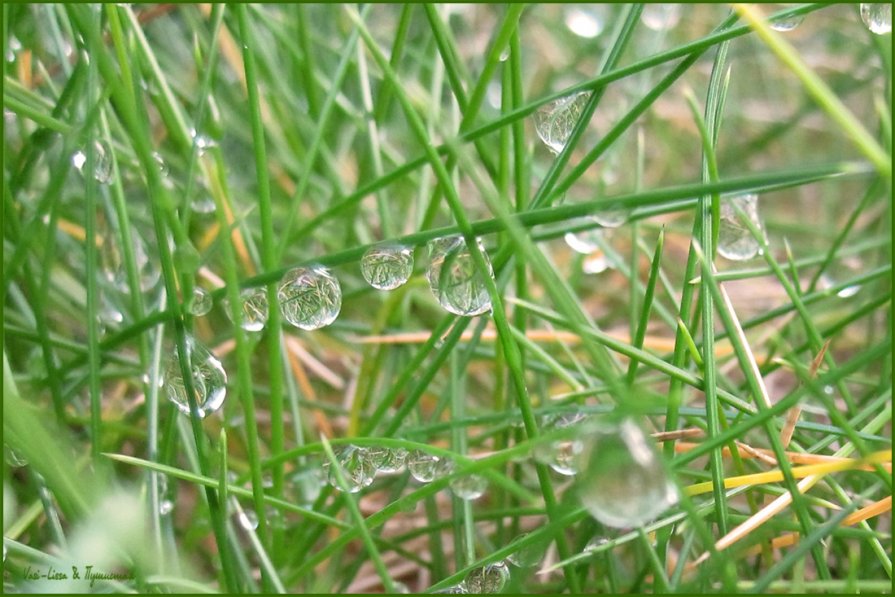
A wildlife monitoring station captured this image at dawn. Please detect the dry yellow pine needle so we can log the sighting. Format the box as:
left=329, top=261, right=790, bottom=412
left=673, top=441, right=892, bottom=471
left=781, top=339, right=831, bottom=448
left=684, top=450, right=891, bottom=497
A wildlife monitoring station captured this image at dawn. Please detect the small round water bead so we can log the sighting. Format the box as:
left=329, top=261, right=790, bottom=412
left=576, top=418, right=678, bottom=529
left=717, top=193, right=763, bottom=261
left=506, top=533, right=547, bottom=568
left=533, top=91, right=591, bottom=154
left=188, top=287, right=212, bottom=317
left=361, top=245, right=414, bottom=290
left=407, top=450, right=441, bottom=483
left=278, top=265, right=342, bottom=330
left=533, top=413, right=587, bottom=476
left=163, top=334, right=228, bottom=417
left=426, top=236, right=494, bottom=317
left=449, top=474, right=487, bottom=501
left=72, top=140, right=113, bottom=184
left=223, top=287, right=269, bottom=332
left=767, top=5, right=805, bottom=31
left=464, top=561, right=509, bottom=594
left=861, top=3, right=892, bottom=34
left=326, top=445, right=375, bottom=493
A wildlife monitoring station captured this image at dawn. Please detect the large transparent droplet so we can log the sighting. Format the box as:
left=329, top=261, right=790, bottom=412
left=365, top=446, right=408, bottom=474
left=278, top=265, right=342, bottom=330
left=861, top=3, right=892, bottom=34
left=326, top=445, right=375, bottom=493
left=188, top=287, right=212, bottom=317
left=163, top=334, right=228, bottom=417
left=407, top=450, right=440, bottom=483
left=224, top=288, right=269, bottom=332
left=464, top=561, right=509, bottom=594
left=717, top=193, right=763, bottom=261
left=533, top=92, right=591, bottom=154
left=361, top=245, right=414, bottom=290
left=768, top=5, right=804, bottom=31
left=506, top=533, right=547, bottom=568
left=449, top=474, right=487, bottom=501
left=576, top=418, right=678, bottom=529
left=72, top=140, right=113, bottom=184
left=640, top=4, right=682, bottom=31
left=426, top=236, right=494, bottom=317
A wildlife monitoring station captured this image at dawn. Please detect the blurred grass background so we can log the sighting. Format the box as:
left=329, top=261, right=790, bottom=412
left=3, top=3, right=891, bottom=593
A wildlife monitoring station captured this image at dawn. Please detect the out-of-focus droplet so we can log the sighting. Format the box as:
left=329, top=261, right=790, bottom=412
left=159, top=500, right=174, bottom=516
left=584, top=536, right=610, bottom=552
left=533, top=91, right=590, bottom=154
left=564, top=6, right=604, bottom=38
left=361, top=245, right=414, bottom=290
left=533, top=413, right=586, bottom=476
left=366, top=446, right=408, bottom=474
left=278, top=266, right=341, bottom=330
left=583, top=252, right=610, bottom=275
left=4, top=446, right=27, bottom=468
left=223, top=287, right=269, bottom=332
left=6, top=34, right=21, bottom=62
left=768, top=4, right=805, bottom=31
left=861, top=3, right=892, bottom=34
left=576, top=418, right=678, bottom=528
left=190, top=128, right=217, bottom=156
left=640, top=4, right=682, bottom=31
left=450, top=474, right=487, bottom=501
left=464, top=561, right=509, bottom=594
left=152, top=151, right=170, bottom=178
left=499, top=47, right=510, bottom=62
left=291, top=467, right=326, bottom=504
left=163, top=334, right=228, bottom=418
left=506, top=533, right=547, bottom=568
left=191, top=188, right=216, bottom=214
left=408, top=450, right=440, bottom=483
left=564, top=220, right=603, bottom=255
left=72, top=140, right=113, bottom=184
left=426, top=236, right=494, bottom=317
left=237, top=508, right=259, bottom=531
left=435, top=584, right=468, bottom=594
left=188, top=287, right=213, bottom=317
left=717, top=193, right=763, bottom=261
left=592, top=204, right=628, bottom=228
left=327, top=445, right=375, bottom=493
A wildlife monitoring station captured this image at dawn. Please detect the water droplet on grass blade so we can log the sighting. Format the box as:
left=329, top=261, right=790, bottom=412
left=72, top=140, right=113, bottom=184
left=278, top=266, right=342, bottom=330
left=465, top=561, right=509, bottom=594
left=163, top=334, right=228, bottom=417
left=426, top=236, right=494, bottom=317
left=4, top=445, right=27, bottom=468
left=366, top=446, right=408, bottom=474
left=450, top=474, right=487, bottom=500
left=861, top=3, right=891, bottom=34
left=326, top=445, right=375, bottom=493
left=361, top=245, right=413, bottom=290
left=189, top=287, right=212, bottom=316
left=533, top=91, right=590, bottom=154
left=717, top=193, right=763, bottom=261
left=640, top=4, right=682, bottom=31
left=237, top=509, right=259, bottom=530
left=534, top=413, right=586, bottom=476
left=224, top=288, right=269, bottom=332
left=576, top=418, right=678, bottom=529
left=768, top=5, right=804, bottom=31
left=159, top=500, right=174, bottom=516
left=506, top=533, right=546, bottom=568
left=408, top=450, right=440, bottom=483
left=434, top=584, right=468, bottom=594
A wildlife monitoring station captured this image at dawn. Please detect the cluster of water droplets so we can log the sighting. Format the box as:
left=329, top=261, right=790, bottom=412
left=717, top=193, right=764, bottom=261
left=861, top=3, right=891, bottom=34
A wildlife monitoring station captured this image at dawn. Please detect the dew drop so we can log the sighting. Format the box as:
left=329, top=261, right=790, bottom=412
left=191, top=188, right=216, bottom=214
left=407, top=450, right=440, bottom=483
left=564, top=220, right=604, bottom=255
left=72, top=140, right=113, bottom=184
left=393, top=581, right=412, bottom=594
left=583, top=252, right=610, bottom=275
left=326, top=445, right=375, bottom=493
left=717, top=193, right=763, bottom=261
left=640, top=4, right=682, bottom=31
left=190, top=128, right=217, bottom=156
left=564, top=6, right=604, bottom=38
left=291, top=467, right=326, bottom=504
left=434, top=584, right=468, bottom=594
left=584, top=536, right=610, bottom=552
left=861, top=3, right=892, bottom=34
left=159, top=500, right=174, bottom=516
left=533, top=91, right=590, bottom=154
left=361, top=244, right=414, bottom=290
left=533, top=413, right=586, bottom=476
left=365, top=446, right=408, bottom=474
left=449, top=474, right=487, bottom=501
left=426, top=235, right=494, bottom=317
left=464, top=561, right=509, bottom=594
left=499, top=47, right=510, bottom=62
left=223, top=287, right=269, bottom=332
left=188, top=287, right=213, bottom=316
left=278, top=266, right=342, bottom=330
left=769, top=4, right=805, bottom=32
left=506, top=533, right=546, bottom=568
left=163, top=334, right=228, bottom=417
left=576, top=418, right=678, bottom=528
left=237, top=509, right=259, bottom=531
left=592, top=204, right=629, bottom=228
left=152, top=151, right=170, bottom=178
left=6, top=34, right=21, bottom=62
left=4, top=445, right=27, bottom=468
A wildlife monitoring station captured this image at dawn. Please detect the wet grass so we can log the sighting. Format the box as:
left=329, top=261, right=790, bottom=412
left=3, top=3, right=892, bottom=594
